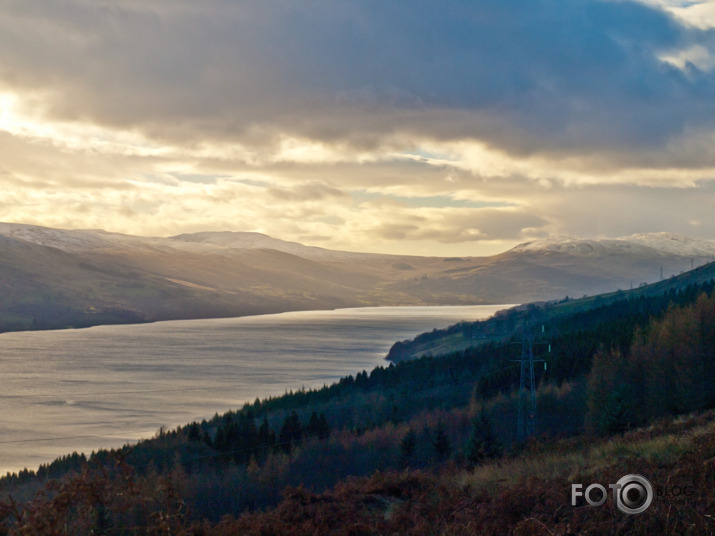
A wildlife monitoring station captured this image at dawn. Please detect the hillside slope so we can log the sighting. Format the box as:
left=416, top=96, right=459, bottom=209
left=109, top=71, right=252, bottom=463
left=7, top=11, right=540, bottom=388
left=387, top=259, right=715, bottom=361
left=1, top=222, right=714, bottom=332
left=212, top=412, right=715, bottom=536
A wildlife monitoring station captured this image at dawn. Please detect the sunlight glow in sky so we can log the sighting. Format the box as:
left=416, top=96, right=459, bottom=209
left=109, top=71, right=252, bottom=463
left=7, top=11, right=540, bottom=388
left=1, top=0, right=715, bottom=255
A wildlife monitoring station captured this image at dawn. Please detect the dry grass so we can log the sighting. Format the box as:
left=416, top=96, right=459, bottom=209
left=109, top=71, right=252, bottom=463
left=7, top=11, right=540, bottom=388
left=215, top=411, right=714, bottom=535
left=456, top=411, right=715, bottom=495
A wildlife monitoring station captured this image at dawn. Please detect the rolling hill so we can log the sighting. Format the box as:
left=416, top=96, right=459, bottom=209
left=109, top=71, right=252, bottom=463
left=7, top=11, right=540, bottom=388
left=386, top=257, right=715, bottom=361
left=1, top=222, right=714, bottom=332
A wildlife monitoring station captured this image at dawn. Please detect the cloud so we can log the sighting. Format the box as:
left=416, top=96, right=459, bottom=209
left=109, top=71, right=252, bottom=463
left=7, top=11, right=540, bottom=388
left=365, top=206, right=548, bottom=243
left=1, top=0, right=715, bottom=254
left=267, top=182, right=350, bottom=202
left=534, top=179, right=715, bottom=239
left=1, top=0, right=715, bottom=160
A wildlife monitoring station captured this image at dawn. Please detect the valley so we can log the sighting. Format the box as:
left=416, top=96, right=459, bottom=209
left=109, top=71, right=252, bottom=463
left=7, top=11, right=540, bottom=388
left=1, top=222, right=713, bottom=333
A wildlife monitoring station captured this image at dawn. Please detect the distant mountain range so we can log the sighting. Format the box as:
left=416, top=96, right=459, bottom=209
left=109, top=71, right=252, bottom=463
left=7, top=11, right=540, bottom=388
left=0, top=222, right=713, bottom=332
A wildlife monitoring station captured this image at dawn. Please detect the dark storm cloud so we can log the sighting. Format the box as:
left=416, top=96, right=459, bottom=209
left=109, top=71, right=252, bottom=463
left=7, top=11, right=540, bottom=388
left=1, top=0, right=714, bottom=163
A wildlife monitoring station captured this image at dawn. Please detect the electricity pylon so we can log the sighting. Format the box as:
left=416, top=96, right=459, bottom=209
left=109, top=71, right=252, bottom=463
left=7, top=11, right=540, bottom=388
left=511, top=326, right=548, bottom=442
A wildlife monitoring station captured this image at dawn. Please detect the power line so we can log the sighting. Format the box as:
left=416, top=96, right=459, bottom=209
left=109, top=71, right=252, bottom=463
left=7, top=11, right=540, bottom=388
left=0, top=430, right=153, bottom=446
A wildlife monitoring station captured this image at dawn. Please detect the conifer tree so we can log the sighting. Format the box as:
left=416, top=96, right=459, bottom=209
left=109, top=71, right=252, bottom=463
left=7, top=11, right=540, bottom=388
left=465, top=408, right=502, bottom=465
left=432, top=421, right=450, bottom=460
left=278, top=411, right=303, bottom=453
left=317, top=413, right=330, bottom=439
left=399, top=428, right=417, bottom=467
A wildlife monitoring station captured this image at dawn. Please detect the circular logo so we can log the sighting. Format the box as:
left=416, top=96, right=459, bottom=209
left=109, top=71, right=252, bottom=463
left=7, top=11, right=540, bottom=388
left=614, top=474, right=653, bottom=514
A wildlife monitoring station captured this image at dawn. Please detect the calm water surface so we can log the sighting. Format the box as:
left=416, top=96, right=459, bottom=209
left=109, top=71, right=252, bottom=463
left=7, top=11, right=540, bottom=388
left=0, top=305, right=510, bottom=474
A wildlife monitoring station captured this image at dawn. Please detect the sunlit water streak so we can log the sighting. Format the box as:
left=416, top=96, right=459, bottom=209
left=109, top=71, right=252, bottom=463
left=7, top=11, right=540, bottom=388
left=0, top=305, right=510, bottom=474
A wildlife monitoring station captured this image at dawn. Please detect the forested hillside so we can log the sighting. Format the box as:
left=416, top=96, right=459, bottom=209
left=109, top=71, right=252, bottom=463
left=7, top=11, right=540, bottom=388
left=388, top=260, right=715, bottom=361
left=1, top=274, right=714, bottom=533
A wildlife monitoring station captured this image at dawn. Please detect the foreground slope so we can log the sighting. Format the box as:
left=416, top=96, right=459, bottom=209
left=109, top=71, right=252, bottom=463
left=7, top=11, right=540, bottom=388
left=211, top=412, right=715, bottom=536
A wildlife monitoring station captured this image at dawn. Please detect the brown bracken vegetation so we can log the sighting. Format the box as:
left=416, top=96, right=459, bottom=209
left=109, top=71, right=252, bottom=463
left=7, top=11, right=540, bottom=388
left=205, top=411, right=715, bottom=535
left=1, top=411, right=712, bottom=535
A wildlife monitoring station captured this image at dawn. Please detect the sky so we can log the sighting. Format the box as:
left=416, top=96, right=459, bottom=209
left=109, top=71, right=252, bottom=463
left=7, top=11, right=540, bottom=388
left=1, top=0, right=715, bottom=256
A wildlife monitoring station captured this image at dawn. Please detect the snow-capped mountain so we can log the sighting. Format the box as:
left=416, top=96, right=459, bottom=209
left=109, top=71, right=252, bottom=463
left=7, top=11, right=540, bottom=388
left=0, top=222, right=126, bottom=252
left=511, top=233, right=715, bottom=258
left=0, top=222, right=188, bottom=254
left=6, top=222, right=712, bottom=261
left=168, top=231, right=378, bottom=260
left=0, top=222, right=713, bottom=333
left=0, top=223, right=375, bottom=260
left=622, top=233, right=715, bottom=257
